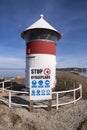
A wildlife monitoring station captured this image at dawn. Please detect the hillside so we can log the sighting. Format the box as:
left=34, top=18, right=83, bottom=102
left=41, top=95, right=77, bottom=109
left=0, top=100, right=87, bottom=130
left=0, top=72, right=87, bottom=130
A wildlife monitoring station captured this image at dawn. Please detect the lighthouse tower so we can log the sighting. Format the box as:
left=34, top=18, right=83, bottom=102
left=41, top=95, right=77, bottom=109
left=21, top=15, right=62, bottom=89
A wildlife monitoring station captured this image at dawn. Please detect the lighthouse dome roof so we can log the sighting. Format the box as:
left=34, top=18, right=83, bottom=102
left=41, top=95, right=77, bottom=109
left=21, top=14, right=62, bottom=39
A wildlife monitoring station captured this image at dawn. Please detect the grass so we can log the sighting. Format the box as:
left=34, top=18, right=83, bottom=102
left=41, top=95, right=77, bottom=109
left=54, top=72, right=87, bottom=99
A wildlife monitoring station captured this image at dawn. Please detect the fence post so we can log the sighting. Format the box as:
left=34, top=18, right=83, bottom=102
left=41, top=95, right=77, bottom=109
left=10, top=81, right=13, bottom=90
left=56, top=92, right=59, bottom=110
left=48, top=100, right=52, bottom=111
left=30, top=100, right=33, bottom=112
left=2, top=82, right=4, bottom=93
left=9, top=91, right=11, bottom=108
left=64, top=80, right=66, bottom=87
left=73, top=82, right=75, bottom=89
left=79, top=84, right=82, bottom=98
left=74, top=89, right=76, bottom=104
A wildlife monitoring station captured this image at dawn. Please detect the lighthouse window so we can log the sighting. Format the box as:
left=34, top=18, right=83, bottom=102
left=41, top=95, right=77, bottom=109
left=25, top=29, right=58, bottom=42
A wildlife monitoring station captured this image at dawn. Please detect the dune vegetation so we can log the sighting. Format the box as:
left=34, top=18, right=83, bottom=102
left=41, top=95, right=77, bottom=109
left=55, top=72, right=87, bottom=99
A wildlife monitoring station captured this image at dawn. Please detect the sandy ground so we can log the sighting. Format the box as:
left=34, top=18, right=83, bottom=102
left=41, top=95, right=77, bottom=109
left=0, top=73, right=87, bottom=130
left=0, top=99, right=87, bottom=130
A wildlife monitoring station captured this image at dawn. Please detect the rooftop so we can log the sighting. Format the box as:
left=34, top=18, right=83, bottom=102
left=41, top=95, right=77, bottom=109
left=21, top=14, right=62, bottom=40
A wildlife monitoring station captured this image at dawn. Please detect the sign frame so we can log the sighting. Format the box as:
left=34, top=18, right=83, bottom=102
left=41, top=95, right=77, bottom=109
left=29, top=68, right=52, bottom=100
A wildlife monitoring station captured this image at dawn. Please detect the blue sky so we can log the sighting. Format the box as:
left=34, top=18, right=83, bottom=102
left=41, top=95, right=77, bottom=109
left=0, top=0, right=87, bottom=68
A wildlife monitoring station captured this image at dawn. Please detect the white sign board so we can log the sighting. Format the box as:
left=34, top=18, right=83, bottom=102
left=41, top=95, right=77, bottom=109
left=30, top=68, right=52, bottom=100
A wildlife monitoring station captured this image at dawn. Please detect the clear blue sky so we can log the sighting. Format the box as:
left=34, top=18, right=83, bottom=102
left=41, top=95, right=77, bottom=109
left=0, top=0, right=87, bottom=68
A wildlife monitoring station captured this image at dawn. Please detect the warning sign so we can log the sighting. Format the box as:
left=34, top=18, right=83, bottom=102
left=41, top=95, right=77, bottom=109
left=30, top=68, right=52, bottom=100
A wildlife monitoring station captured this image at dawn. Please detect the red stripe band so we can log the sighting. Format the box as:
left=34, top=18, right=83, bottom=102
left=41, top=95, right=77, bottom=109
left=26, top=41, right=56, bottom=55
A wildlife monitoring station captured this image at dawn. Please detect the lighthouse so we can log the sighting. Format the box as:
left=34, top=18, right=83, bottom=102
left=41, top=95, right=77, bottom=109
left=21, top=15, right=62, bottom=97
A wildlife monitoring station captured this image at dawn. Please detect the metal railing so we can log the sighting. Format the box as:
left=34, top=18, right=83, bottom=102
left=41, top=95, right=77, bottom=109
left=0, top=80, right=82, bottom=110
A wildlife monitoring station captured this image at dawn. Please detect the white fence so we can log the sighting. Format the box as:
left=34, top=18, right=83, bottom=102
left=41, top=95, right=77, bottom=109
left=0, top=80, right=82, bottom=110
left=52, top=85, right=82, bottom=109
left=0, top=80, right=29, bottom=108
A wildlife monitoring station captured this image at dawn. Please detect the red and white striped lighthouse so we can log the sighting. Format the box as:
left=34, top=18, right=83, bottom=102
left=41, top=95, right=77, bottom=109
left=21, top=15, right=62, bottom=88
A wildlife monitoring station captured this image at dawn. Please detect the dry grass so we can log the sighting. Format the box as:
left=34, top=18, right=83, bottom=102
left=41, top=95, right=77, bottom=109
left=55, top=72, right=87, bottom=99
